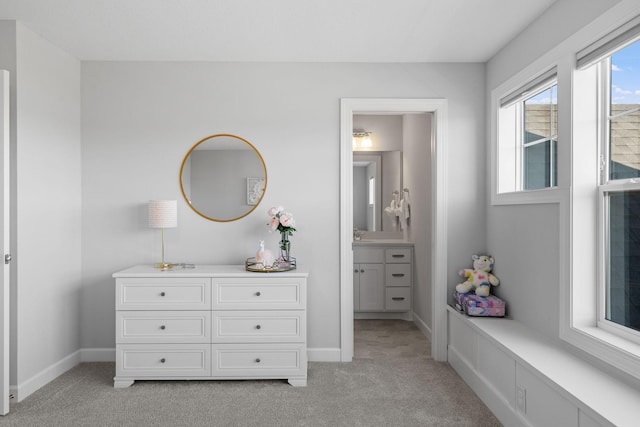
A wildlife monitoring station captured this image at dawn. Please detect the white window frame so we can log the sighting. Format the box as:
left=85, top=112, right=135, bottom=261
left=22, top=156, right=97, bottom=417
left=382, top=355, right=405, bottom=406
left=492, top=68, right=563, bottom=206
left=564, top=42, right=640, bottom=383
left=596, top=53, right=640, bottom=345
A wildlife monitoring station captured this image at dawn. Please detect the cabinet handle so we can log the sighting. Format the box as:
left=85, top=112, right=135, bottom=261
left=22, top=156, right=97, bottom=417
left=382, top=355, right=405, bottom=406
left=392, top=273, right=405, bottom=277
left=255, top=291, right=261, bottom=297
left=255, top=358, right=261, bottom=363
left=160, top=325, right=166, bottom=330
left=160, top=291, right=166, bottom=297
left=160, top=358, right=166, bottom=363
left=256, top=325, right=261, bottom=330
left=392, top=254, right=405, bottom=258
left=360, top=269, right=364, bottom=273
left=392, top=297, right=405, bottom=301
left=354, top=269, right=358, bottom=273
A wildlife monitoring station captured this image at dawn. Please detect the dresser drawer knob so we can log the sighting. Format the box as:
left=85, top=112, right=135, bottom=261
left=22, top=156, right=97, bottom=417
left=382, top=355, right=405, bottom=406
left=160, top=292, right=166, bottom=297
left=255, top=358, right=261, bottom=363
left=256, top=325, right=261, bottom=330
left=160, top=325, right=166, bottom=330
left=255, top=291, right=261, bottom=297
left=160, top=358, right=166, bottom=363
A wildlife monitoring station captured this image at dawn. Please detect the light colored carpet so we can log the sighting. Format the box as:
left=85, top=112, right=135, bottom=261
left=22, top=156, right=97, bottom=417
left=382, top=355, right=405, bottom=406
left=2, top=320, right=501, bottom=426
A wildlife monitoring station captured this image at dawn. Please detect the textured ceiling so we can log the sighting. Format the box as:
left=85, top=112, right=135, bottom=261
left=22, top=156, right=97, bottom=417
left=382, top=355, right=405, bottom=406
left=0, top=0, right=558, bottom=62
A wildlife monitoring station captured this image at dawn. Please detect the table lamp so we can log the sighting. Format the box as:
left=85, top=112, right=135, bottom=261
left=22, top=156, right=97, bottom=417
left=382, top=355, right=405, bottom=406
left=148, top=200, right=177, bottom=269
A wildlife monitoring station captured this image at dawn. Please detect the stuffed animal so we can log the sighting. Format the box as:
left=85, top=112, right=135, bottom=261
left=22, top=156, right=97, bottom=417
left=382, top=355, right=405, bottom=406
left=456, top=255, right=500, bottom=297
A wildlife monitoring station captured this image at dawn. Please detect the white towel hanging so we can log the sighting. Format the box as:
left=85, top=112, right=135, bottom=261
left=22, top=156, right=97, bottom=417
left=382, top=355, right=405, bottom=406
left=402, top=188, right=411, bottom=220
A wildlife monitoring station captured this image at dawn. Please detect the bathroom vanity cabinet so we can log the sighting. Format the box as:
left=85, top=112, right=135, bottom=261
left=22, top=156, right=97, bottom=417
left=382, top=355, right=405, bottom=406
left=113, top=265, right=308, bottom=388
left=353, top=242, right=413, bottom=317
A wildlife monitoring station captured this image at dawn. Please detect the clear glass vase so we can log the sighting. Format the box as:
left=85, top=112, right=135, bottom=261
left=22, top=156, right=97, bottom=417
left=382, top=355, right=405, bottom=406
left=279, top=230, right=291, bottom=266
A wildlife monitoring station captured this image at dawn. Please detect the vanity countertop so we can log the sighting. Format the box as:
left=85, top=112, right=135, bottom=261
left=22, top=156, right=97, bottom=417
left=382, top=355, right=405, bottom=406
left=352, top=239, right=413, bottom=247
left=113, top=264, right=310, bottom=278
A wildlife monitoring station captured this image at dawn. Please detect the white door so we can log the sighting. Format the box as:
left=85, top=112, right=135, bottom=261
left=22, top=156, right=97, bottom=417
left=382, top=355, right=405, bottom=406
left=0, top=70, right=11, bottom=415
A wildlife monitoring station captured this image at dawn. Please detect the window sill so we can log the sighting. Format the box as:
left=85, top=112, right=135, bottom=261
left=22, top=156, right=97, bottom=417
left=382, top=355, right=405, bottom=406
left=491, top=187, right=568, bottom=206
left=562, top=324, right=640, bottom=383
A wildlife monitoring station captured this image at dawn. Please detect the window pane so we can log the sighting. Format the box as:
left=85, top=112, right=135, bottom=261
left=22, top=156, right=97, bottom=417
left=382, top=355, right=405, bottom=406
left=607, top=191, right=640, bottom=332
left=523, top=139, right=556, bottom=190
left=610, top=39, right=640, bottom=116
left=609, top=40, right=640, bottom=180
left=524, top=85, right=557, bottom=144
left=610, top=113, right=640, bottom=180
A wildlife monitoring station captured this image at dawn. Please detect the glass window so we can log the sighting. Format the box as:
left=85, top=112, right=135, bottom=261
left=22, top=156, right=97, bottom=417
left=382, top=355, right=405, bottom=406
left=609, top=41, right=640, bottom=181
left=606, top=191, right=640, bottom=333
left=601, top=39, right=640, bottom=340
left=497, top=80, right=558, bottom=194
left=523, top=85, right=558, bottom=189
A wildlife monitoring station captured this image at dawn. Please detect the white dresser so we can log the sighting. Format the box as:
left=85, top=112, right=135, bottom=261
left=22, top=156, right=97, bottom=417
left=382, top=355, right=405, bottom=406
left=113, top=265, right=308, bottom=387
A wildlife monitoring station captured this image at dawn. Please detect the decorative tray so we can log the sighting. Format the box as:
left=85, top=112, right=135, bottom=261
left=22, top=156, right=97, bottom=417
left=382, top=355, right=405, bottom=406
left=245, top=257, right=297, bottom=273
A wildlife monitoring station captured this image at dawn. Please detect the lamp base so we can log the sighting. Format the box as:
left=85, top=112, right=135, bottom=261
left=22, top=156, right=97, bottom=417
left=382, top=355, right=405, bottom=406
left=154, top=262, right=174, bottom=270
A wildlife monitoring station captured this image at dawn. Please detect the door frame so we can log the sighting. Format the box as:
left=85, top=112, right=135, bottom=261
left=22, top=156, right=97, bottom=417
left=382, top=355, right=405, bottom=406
left=1, top=70, right=10, bottom=415
left=339, top=98, right=448, bottom=362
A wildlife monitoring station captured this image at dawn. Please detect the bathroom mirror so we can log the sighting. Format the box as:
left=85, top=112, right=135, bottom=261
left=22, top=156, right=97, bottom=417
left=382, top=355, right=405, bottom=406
left=353, top=150, right=402, bottom=232
left=180, top=134, right=267, bottom=222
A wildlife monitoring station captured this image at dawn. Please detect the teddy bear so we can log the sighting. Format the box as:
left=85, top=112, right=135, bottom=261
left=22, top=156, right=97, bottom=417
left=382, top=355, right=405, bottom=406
left=456, top=255, right=500, bottom=297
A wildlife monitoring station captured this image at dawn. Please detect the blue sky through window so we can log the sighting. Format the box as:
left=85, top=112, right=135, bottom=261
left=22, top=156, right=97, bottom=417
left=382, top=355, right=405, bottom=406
left=612, top=39, right=640, bottom=104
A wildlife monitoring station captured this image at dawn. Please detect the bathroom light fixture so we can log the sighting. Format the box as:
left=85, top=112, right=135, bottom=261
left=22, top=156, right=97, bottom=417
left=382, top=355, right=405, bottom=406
left=148, top=200, right=177, bottom=269
left=352, top=130, right=373, bottom=149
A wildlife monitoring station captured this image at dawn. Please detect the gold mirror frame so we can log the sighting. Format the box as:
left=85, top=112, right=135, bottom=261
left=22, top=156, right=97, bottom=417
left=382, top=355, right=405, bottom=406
left=179, top=134, right=268, bottom=222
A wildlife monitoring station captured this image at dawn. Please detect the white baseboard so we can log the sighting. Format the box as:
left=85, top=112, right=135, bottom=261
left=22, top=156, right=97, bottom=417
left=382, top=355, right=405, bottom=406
left=80, top=348, right=115, bottom=362
left=412, top=312, right=432, bottom=342
left=307, top=347, right=341, bottom=362
left=11, top=350, right=81, bottom=402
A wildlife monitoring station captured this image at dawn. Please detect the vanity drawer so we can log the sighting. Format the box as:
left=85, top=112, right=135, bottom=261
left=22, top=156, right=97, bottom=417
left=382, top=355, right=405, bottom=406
left=354, top=248, right=384, bottom=263
left=212, top=344, right=306, bottom=377
left=385, top=287, right=411, bottom=312
left=116, top=344, right=211, bottom=377
left=213, top=278, right=305, bottom=310
left=116, top=311, right=211, bottom=344
left=116, top=278, right=211, bottom=310
left=385, top=248, right=412, bottom=263
left=212, top=311, right=304, bottom=343
left=386, top=264, right=412, bottom=286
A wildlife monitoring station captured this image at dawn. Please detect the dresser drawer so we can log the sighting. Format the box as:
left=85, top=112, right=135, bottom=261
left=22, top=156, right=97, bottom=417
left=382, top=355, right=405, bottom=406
left=385, top=287, right=411, bottom=312
left=212, top=311, right=305, bottom=343
left=116, top=278, right=211, bottom=310
left=212, top=344, right=306, bottom=377
left=385, top=248, right=412, bottom=263
left=213, top=278, right=305, bottom=310
left=386, top=264, right=411, bottom=286
left=116, top=344, right=211, bottom=377
left=116, top=311, right=211, bottom=344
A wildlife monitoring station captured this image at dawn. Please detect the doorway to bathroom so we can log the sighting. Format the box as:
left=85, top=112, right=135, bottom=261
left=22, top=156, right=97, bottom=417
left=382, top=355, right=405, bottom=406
left=340, top=98, right=448, bottom=363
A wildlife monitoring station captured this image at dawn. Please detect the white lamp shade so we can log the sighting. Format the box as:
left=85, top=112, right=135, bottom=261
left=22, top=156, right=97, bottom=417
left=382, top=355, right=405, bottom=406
left=148, top=200, right=177, bottom=228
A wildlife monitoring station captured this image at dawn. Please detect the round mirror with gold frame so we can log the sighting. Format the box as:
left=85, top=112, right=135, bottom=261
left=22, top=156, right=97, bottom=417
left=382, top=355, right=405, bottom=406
left=180, top=134, right=267, bottom=222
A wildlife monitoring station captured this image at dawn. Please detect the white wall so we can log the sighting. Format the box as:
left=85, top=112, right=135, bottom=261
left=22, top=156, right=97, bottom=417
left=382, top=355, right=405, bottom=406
left=403, top=114, right=433, bottom=329
left=0, top=21, right=82, bottom=397
left=81, top=61, right=486, bottom=352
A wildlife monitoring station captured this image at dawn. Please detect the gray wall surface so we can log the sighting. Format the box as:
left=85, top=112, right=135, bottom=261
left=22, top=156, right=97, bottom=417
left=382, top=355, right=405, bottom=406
left=81, top=61, right=486, bottom=351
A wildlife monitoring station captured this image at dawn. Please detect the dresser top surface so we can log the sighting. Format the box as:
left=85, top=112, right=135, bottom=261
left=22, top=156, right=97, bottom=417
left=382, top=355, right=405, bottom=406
left=113, top=264, right=309, bottom=278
